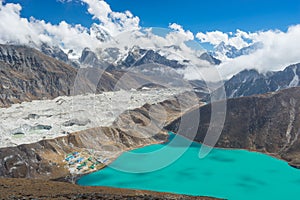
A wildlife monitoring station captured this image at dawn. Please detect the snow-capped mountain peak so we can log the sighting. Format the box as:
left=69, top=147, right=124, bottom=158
left=90, top=23, right=112, bottom=43
left=212, top=42, right=263, bottom=60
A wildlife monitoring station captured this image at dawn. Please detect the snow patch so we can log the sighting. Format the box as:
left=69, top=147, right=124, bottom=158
left=289, top=66, right=299, bottom=87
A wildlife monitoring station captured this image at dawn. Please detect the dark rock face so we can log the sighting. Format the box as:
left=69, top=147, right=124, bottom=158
left=167, top=87, right=300, bottom=168
left=199, top=52, right=221, bottom=65
left=79, top=47, right=110, bottom=69
left=134, top=50, right=184, bottom=69
left=225, top=69, right=267, bottom=98
left=40, top=43, right=80, bottom=68
left=41, top=43, right=69, bottom=63
left=121, top=47, right=185, bottom=69
left=122, top=47, right=147, bottom=67
left=224, top=63, right=300, bottom=98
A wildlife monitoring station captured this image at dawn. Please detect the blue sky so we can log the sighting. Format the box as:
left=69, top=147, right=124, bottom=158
left=7, top=0, right=300, bottom=33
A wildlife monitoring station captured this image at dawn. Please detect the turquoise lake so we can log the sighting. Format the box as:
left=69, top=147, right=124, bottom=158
left=78, top=134, right=300, bottom=200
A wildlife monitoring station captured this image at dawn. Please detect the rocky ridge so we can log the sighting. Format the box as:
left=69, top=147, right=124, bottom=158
left=224, top=63, right=300, bottom=98
left=167, top=87, right=300, bottom=168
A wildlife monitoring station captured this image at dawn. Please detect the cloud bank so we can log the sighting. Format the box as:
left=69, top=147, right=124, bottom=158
left=0, top=1, right=101, bottom=56
left=0, top=0, right=200, bottom=63
left=197, top=27, right=300, bottom=79
left=82, top=0, right=140, bottom=36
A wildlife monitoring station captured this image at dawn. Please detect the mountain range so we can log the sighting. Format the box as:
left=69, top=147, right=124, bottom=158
left=1, top=42, right=300, bottom=107
left=224, top=63, right=300, bottom=98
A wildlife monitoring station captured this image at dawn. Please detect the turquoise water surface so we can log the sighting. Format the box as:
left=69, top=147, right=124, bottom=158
left=78, top=134, right=300, bottom=200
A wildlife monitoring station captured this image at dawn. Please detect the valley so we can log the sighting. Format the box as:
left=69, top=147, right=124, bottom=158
left=0, top=1, right=300, bottom=198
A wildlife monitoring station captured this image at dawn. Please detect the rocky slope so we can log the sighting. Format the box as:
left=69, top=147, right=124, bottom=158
left=167, top=87, right=300, bottom=168
left=0, top=44, right=77, bottom=107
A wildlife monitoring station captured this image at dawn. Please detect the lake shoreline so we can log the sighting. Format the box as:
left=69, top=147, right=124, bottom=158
left=76, top=131, right=300, bottom=200
left=76, top=132, right=300, bottom=185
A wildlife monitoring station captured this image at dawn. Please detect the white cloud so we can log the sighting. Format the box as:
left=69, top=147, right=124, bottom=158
left=0, top=0, right=140, bottom=57
left=82, top=0, right=140, bottom=36
left=196, top=29, right=280, bottom=51
left=167, top=23, right=195, bottom=48
left=196, top=29, right=251, bottom=49
left=0, top=1, right=102, bottom=56
left=0, top=3, right=40, bottom=44
left=196, top=31, right=229, bottom=46
left=169, top=23, right=194, bottom=41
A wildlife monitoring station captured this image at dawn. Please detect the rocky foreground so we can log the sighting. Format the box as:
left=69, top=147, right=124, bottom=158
left=0, top=178, right=218, bottom=200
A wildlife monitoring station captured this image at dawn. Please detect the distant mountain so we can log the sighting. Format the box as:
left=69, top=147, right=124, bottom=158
left=12, top=42, right=300, bottom=103
left=212, top=42, right=263, bottom=60
left=119, top=46, right=186, bottom=69
left=31, top=26, right=222, bottom=71
left=39, top=42, right=219, bottom=71
left=199, top=52, right=221, bottom=65
left=40, top=43, right=80, bottom=68
left=121, top=46, right=147, bottom=67
left=41, top=43, right=68, bottom=62
left=98, top=47, right=122, bottom=64
left=224, top=63, right=300, bottom=98
left=132, top=49, right=185, bottom=69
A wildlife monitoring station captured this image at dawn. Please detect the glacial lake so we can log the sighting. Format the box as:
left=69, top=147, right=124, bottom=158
left=78, top=133, right=300, bottom=200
